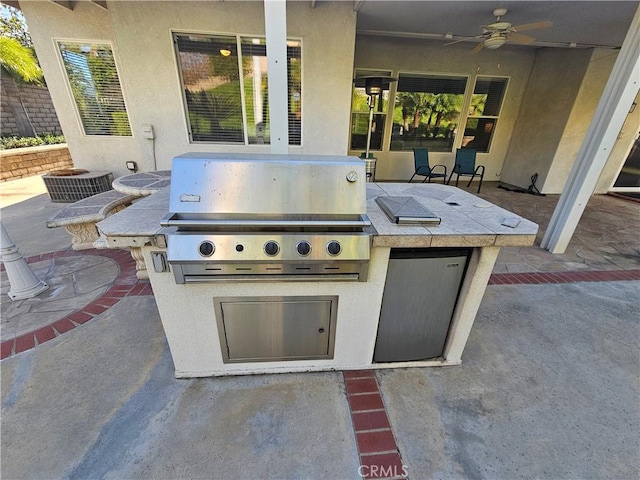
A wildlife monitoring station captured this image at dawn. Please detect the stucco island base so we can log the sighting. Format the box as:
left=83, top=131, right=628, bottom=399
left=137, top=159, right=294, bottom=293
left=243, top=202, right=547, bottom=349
left=142, top=245, right=498, bottom=378
left=97, top=183, right=537, bottom=378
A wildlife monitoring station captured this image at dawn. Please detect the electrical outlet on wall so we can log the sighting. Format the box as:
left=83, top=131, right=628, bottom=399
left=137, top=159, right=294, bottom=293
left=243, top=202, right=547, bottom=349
left=142, top=124, right=154, bottom=139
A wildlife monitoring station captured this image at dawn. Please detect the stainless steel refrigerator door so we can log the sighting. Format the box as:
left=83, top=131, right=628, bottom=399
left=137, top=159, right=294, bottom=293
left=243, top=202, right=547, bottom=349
left=374, top=252, right=468, bottom=362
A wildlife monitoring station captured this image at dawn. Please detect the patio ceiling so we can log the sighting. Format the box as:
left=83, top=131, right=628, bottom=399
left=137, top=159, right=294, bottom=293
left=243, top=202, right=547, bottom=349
left=3, top=0, right=107, bottom=10
left=354, top=1, right=639, bottom=49
left=6, top=0, right=636, bottom=49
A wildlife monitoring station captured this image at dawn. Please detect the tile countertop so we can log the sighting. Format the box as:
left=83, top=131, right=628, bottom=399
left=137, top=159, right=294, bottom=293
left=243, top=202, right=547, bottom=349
left=367, top=183, right=538, bottom=248
left=96, top=187, right=172, bottom=248
left=96, top=184, right=538, bottom=249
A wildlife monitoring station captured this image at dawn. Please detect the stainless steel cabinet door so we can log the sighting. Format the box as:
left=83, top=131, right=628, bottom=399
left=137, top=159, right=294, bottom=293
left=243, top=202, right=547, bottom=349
left=217, top=296, right=337, bottom=362
left=374, top=251, right=468, bottom=362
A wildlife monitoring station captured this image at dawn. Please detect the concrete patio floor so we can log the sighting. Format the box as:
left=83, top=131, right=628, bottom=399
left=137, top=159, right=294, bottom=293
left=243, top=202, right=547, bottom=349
left=1, top=175, right=639, bottom=479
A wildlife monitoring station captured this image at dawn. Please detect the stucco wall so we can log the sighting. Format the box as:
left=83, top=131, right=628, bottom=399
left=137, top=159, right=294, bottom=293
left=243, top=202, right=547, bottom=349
left=501, top=48, right=619, bottom=194
left=500, top=48, right=593, bottom=192
left=20, top=1, right=133, bottom=176
left=21, top=1, right=356, bottom=177
left=21, top=0, right=626, bottom=190
left=352, top=35, right=536, bottom=182
left=544, top=49, right=618, bottom=193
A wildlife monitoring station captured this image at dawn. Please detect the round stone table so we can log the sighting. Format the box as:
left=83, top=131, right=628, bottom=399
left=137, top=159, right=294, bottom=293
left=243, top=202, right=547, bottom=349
left=112, top=170, right=171, bottom=196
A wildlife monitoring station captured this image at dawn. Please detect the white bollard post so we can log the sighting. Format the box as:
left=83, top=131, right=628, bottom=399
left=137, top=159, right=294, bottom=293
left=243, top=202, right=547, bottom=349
left=0, top=222, right=48, bottom=301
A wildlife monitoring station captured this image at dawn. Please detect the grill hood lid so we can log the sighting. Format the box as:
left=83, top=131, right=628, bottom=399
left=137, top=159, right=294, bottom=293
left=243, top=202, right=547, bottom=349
left=167, top=153, right=368, bottom=218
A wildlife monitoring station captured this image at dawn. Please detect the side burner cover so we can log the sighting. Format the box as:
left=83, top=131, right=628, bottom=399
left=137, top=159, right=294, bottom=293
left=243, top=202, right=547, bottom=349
left=375, top=196, right=441, bottom=225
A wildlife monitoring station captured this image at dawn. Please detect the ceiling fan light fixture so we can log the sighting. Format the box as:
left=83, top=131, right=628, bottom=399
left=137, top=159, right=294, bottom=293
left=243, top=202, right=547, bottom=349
left=484, top=34, right=506, bottom=49
left=220, top=48, right=232, bottom=57
left=492, top=7, right=508, bottom=18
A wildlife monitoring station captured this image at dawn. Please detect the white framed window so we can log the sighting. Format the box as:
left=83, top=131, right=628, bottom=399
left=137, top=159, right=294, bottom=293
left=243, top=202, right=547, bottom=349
left=57, top=41, right=132, bottom=136
left=348, top=71, right=510, bottom=154
left=173, top=32, right=302, bottom=145
left=462, top=76, right=508, bottom=152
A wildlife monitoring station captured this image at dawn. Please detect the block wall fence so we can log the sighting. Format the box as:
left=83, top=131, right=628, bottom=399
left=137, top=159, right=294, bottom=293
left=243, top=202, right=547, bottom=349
left=1, top=82, right=62, bottom=137
left=1, top=144, right=73, bottom=181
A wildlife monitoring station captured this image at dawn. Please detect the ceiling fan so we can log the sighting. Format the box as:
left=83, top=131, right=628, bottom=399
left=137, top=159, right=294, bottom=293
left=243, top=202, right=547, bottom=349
left=444, top=8, right=552, bottom=53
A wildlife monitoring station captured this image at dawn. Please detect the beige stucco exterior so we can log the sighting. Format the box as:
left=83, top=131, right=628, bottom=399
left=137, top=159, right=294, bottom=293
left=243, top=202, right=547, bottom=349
left=351, top=35, right=536, bottom=182
left=19, top=1, right=635, bottom=193
left=544, top=49, right=619, bottom=193
left=500, top=48, right=593, bottom=191
left=20, top=1, right=136, bottom=175
left=350, top=35, right=633, bottom=193
left=21, top=1, right=357, bottom=177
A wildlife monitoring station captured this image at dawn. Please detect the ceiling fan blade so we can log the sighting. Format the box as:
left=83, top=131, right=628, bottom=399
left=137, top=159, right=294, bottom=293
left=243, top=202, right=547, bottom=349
left=470, top=41, right=485, bottom=54
left=443, top=35, right=483, bottom=47
left=511, top=20, right=553, bottom=32
left=508, top=32, right=536, bottom=44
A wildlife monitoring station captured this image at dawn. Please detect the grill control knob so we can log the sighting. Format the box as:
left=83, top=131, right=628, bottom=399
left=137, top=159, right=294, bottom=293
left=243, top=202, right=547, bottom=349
left=264, top=241, right=280, bottom=256
left=327, top=240, right=342, bottom=256
left=296, top=241, right=312, bottom=256
left=198, top=241, right=215, bottom=257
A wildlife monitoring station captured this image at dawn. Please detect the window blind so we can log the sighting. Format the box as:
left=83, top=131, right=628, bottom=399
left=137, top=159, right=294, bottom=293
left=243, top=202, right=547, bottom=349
left=397, top=75, right=467, bottom=95
left=175, top=33, right=301, bottom=145
left=286, top=41, right=302, bottom=146
left=176, top=34, right=244, bottom=143
left=472, top=77, right=507, bottom=116
left=58, top=42, right=131, bottom=136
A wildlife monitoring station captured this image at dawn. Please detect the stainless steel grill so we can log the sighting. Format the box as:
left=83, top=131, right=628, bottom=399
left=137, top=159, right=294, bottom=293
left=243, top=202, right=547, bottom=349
left=161, top=153, right=371, bottom=283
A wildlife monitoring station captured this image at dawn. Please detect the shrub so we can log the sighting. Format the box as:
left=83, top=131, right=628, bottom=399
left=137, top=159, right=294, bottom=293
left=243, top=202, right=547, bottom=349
left=0, top=134, right=65, bottom=150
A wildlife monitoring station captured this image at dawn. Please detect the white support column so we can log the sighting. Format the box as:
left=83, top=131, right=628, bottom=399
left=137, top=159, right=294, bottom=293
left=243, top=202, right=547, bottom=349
left=541, top=5, right=640, bottom=253
left=264, top=0, right=289, bottom=154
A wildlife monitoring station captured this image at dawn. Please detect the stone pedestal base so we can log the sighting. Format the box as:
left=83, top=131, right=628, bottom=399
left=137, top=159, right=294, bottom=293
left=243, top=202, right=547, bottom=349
left=130, top=247, right=148, bottom=280
left=1, top=223, right=49, bottom=300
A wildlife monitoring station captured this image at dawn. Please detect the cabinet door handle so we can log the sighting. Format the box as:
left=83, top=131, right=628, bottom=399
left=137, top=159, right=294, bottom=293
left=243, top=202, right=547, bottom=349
left=318, top=328, right=325, bottom=334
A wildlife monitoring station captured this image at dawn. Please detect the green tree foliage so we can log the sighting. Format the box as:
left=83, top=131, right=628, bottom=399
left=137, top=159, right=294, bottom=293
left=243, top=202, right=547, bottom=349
left=0, top=36, right=42, bottom=83
left=469, top=93, right=488, bottom=116
left=0, top=3, right=42, bottom=84
left=211, top=53, right=241, bottom=82
left=396, top=92, right=433, bottom=130
left=0, top=133, right=65, bottom=150
left=0, top=3, right=32, bottom=47
left=395, top=92, right=462, bottom=137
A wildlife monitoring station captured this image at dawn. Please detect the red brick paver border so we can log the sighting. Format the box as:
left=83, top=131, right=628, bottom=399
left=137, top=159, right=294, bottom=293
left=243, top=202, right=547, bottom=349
left=489, top=269, right=640, bottom=285
left=341, top=268, right=640, bottom=478
left=343, top=370, right=407, bottom=479
left=4, top=248, right=637, bottom=361
left=1, top=248, right=153, bottom=360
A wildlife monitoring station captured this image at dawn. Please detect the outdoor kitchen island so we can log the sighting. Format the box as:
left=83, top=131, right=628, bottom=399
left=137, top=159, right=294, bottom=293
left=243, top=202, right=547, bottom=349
left=97, top=175, right=537, bottom=378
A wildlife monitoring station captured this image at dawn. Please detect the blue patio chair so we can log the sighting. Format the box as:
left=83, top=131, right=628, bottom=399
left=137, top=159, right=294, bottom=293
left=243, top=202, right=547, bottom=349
left=447, top=148, right=485, bottom=193
left=409, top=148, right=448, bottom=184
